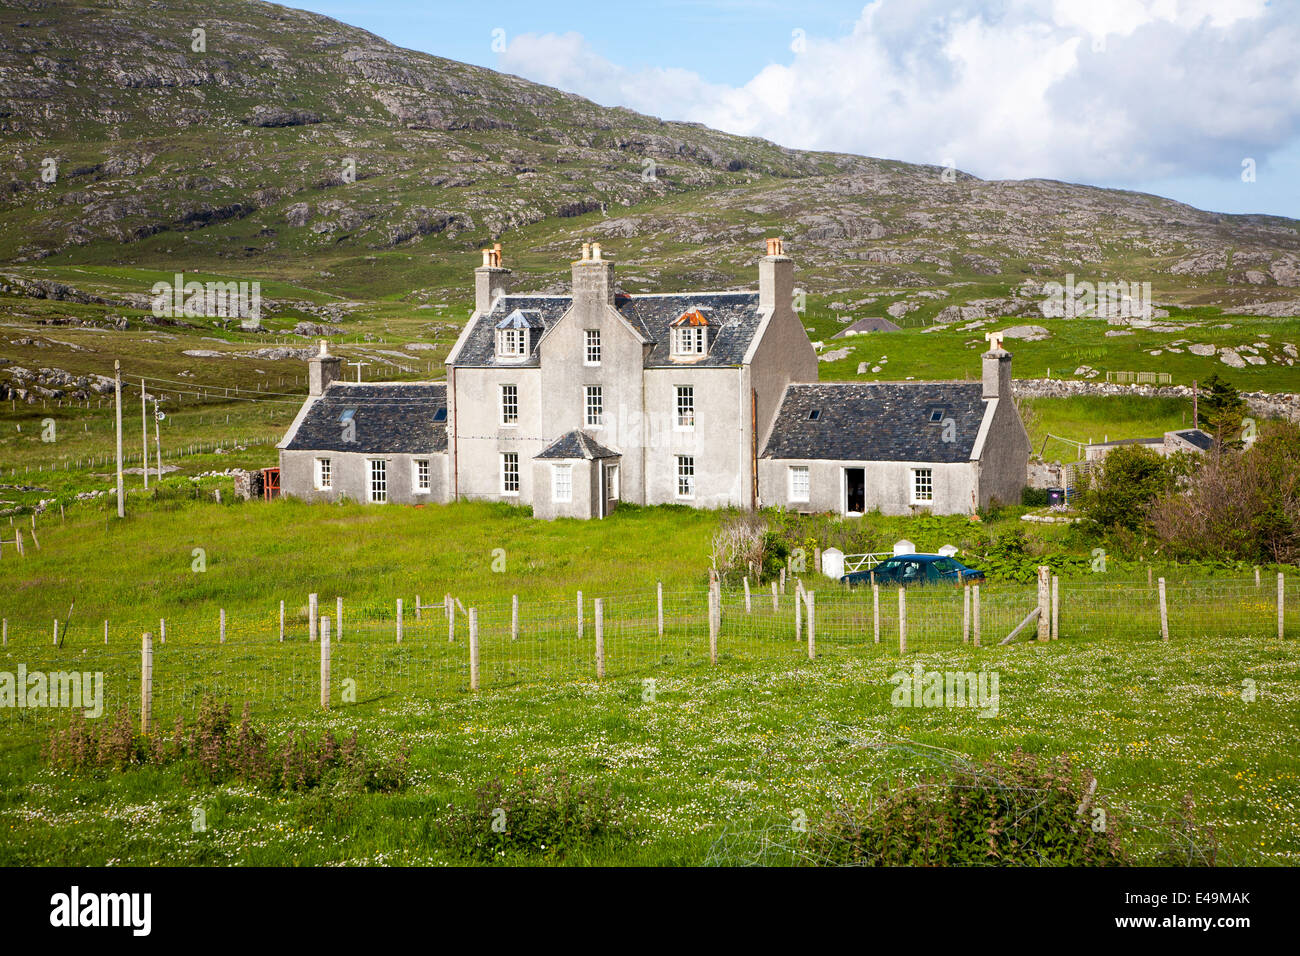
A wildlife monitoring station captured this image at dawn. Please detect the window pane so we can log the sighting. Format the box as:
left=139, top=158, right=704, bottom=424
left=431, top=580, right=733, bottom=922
left=677, top=456, right=695, bottom=497
left=553, top=464, right=572, bottom=502
left=676, top=385, right=694, bottom=428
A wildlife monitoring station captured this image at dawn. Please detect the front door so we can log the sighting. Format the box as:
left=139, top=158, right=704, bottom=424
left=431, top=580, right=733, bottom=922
left=845, top=468, right=865, bottom=514
left=600, top=461, right=620, bottom=518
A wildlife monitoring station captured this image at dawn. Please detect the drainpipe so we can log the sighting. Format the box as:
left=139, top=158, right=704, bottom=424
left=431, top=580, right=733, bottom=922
left=451, top=366, right=459, bottom=501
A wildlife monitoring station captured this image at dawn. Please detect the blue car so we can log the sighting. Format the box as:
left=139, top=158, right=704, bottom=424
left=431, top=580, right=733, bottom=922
left=841, top=554, right=985, bottom=588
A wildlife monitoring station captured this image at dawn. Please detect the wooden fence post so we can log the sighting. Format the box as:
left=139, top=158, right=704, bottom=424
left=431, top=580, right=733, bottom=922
left=973, top=584, right=981, bottom=647
left=873, top=582, right=881, bottom=644
left=159, top=618, right=165, bottom=645
left=140, top=632, right=153, bottom=735
left=795, top=580, right=802, bottom=645
left=396, top=598, right=403, bottom=643
left=1158, top=577, right=1169, bottom=641
left=806, top=591, right=815, bottom=660
left=595, top=598, right=605, bottom=679
left=415, top=594, right=421, bottom=623
left=708, top=588, right=719, bottom=665
left=657, top=581, right=664, bottom=637
left=1037, top=566, right=1051, bottom=642
left=219, top=608, right=226, bottom=644
left=308, top=593, right=318, bottom=643
left=577, top=590, right=584, bottom=639
left=337, top=596, right=343, bottom=641
left=962, top=585, right=970, bottom=644
left=320, top=616, right=331, bottom=708
left=814, top=547, right=822, bottom=575
left=899, top=586, right=907, bottom=654
left=780, top=566, right=786, bottom=594
left=1051, top=575, right=1059, bottom=641
left=511, top=594, right=519, bottom=642
left=469, top=608, right=480, bottom=691
left=279, top=600, right=285, bottom=642
left=1279, top=572, right=1286, bottom=640
left=103, top=620, right=107, bottom=644
left=743, top=577, right=751, bottom=613
left=2, top=619, right=6, bottom=647
left=52, top=618, right=57, bottom=646
left=771, top=580, right=779, bottom=611
left=1255, top=566, right=1261, bottom=588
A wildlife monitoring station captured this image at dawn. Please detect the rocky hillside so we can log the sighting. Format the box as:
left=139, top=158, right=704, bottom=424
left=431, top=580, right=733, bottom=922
left=2, top=0, right=1299, bottom=319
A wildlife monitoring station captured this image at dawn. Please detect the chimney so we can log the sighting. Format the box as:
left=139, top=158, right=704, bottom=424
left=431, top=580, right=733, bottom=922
left=572, top=241, right=615, bottom=309
left=759, top=237, right=792, bottom=312
left=309, top=339, right=342, bottom=397
left=982, top=335, right=1012, bottom=400
left=475, top=245, right=510, bottom=314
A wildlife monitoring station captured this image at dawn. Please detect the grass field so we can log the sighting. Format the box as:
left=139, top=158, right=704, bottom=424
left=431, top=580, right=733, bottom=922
left=2, top=627, right=1296, bottom=865
left=1, top=496, right=1297, bottom=866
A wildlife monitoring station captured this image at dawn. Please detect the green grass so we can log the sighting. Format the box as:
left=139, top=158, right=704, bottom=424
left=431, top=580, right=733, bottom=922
left=1, top=626, right=1296, bottom=865
left=0, top=496, right=1296, bottom=865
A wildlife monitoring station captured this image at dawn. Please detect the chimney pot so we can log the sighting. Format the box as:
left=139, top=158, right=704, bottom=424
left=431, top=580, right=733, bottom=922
left=592, top=242, right=602, bottom=261
left=482, top=248, right=492, bottom=268
left=581, top=242, right=591, bottom=261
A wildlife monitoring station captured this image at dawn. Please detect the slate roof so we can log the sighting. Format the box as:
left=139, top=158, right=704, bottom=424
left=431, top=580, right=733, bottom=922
left=534, top=430, right=620, bottom=460
left=832, top=316, right=901, bottom=338
left=1171, top=429, right=1214, bottom=450
left=452, top=292, right=764, bottom=368
left=761, top=382, right=990, bottom=463
left=284, top=382, right=447, bottom=454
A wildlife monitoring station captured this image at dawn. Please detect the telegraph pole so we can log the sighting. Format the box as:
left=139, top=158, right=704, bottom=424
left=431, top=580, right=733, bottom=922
left=114, top=360, right=124, bottom=518
left=141, top=377, right=149, bottom=489
left=153, top=398, right=162, bottom=482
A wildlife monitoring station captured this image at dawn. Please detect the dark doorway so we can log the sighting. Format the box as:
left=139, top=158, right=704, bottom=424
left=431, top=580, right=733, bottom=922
left=845, top=468, right=865, bottom=513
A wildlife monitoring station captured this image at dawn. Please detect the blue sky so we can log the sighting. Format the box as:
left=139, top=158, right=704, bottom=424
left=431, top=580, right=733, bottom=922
left=294, top=0, right=1300, bottom=219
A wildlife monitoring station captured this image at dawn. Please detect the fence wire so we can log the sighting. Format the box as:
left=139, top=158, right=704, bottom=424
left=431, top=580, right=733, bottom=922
left=1, top=574, right=1295, bottom=743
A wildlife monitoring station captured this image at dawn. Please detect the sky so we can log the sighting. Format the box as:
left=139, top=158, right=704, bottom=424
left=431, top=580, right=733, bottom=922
left=293, top=0, right=1300, bottom=219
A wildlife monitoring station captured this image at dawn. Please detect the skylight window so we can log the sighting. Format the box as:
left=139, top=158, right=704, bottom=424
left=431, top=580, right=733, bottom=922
left=339, top=408, right=356, bottom=423
left=807, top=409, right=821, bottom=422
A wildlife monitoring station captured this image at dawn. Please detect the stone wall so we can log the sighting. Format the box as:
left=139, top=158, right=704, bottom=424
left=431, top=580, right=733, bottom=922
left=1011, top=378, right=1300, bottom=422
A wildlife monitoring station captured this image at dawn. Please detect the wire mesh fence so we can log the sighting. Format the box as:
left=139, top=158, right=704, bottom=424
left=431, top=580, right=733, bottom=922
left=1, top=572, right=1295, bottom=743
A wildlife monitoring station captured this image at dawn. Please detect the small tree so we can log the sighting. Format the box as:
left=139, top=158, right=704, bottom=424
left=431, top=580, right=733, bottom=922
left=1077, top=444, right=1180, bottom=534
left=1196, top=373, right=1246, bottom=449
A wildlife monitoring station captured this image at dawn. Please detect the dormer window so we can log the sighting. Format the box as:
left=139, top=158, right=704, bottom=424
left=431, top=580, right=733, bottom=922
left=674, top=326, right=706, bottom=356
left=497, top=328, right=527, bottom=359
left=670, top=308, right=711, bottom=360
left=494, top=308, right=542, bottom=362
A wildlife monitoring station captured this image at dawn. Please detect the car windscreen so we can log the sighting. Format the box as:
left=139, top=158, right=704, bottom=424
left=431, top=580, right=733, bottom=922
left=931, top=558, right=959, bottom=573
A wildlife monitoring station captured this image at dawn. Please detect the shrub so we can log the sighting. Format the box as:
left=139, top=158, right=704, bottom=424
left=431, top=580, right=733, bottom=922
left=1076, top=444, right=1186, bottom=535
left=435, top=769, right=632, bottom=863
left=1150, top=420, right=1300, bottom=564
left=1021, top=486, right=1049, bottom=507
left=45, top=698, right=409, bottom=793
left=804, top=750, right=1129, bottom=866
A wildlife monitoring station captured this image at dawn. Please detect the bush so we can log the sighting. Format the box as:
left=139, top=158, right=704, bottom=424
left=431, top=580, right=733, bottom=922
left=435, top=769, right=632, bottom=863
left=1021, top=486, right=1049, bottom=507
left=1077, top=445, right=1189, bottom=534
left=804, top=750, right=1128, bottom=866
left=1150, top=420, right=1300, bottom=564
left=45, top=698, right=409, bottom=793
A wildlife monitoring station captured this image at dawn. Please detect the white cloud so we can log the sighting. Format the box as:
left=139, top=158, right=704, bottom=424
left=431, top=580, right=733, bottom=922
left=496, top=0, right=1299, bottom=187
